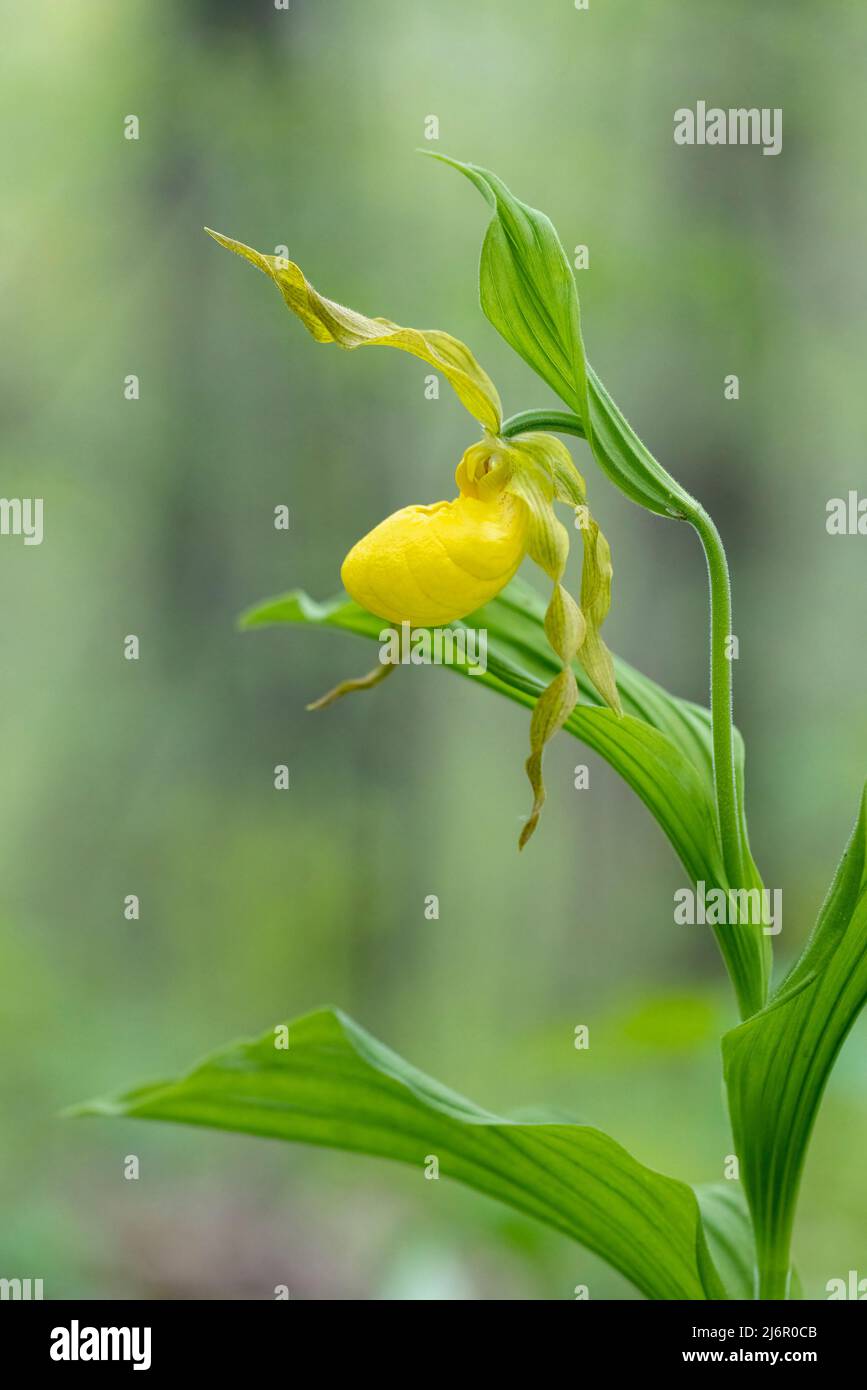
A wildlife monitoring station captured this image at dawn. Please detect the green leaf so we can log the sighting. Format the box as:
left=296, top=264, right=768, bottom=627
left=74, top=1006, right=727, bottom=1300
left=426, top=153, right=697, bottom=521
left=425, top=156, right=593, bottom=452
left=696, top=1183, right=756, bottom=1301
left=244, top=578, right=768, bottom=1017
left=723, top=784, right=867, bottom=1297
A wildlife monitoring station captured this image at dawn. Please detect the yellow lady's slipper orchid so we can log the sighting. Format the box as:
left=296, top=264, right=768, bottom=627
left=207, top=229, right=622, bottom=846
left=341, top=490, right=528, bottom=627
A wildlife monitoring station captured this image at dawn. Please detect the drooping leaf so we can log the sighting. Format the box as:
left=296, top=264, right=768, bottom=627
left=723, top=784, right=867, bottom=1297
left=74, top=1006, right=727, bottom=1300
left=426, top=154, right=697, bottom=521
left=205, top=228, right=502, bottom=433
left=240, top=578, right=769, bottom=1017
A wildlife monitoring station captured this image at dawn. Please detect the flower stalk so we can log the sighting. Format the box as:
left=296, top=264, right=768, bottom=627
left=689, top=505, right=746, bottom=891
left=501, top=409, right=765, bottom=1017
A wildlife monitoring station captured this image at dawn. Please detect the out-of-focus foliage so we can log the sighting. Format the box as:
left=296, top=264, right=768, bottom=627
left=1, top=0, right=865, bottom=1298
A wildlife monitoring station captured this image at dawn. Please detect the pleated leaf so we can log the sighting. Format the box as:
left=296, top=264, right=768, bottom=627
left=723, top=784, right=867, bottom=1296
left=74, top=1006, right=728, bottom=1301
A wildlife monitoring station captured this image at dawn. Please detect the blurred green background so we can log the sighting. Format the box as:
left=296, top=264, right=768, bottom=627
left=1, top=0, right=865, bottom=1299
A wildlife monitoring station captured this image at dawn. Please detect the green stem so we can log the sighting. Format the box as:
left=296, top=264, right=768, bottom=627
left=500, top=408, right=585, bottom=440
left=688, top=506, right=746, bottom=889
left=757, top=1253, right=791, bottom=1301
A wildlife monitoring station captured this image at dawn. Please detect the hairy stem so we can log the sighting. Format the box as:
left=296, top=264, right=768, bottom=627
left=501, top=408, right=586, bottom=441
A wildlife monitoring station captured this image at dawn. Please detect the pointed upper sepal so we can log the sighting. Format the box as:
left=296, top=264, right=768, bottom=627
left=426, top=155, right=702, bottom=520
left=421, top=154, right=592, bottom=445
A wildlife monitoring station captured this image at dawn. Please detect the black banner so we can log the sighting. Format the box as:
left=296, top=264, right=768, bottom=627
left=2, top=1297, right=862, bottom=1374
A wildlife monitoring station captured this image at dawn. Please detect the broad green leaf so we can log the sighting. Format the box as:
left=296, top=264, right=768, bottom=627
left=427, top=154, right=697, bottom=521
left=243, top=578, right=768, bottom=1017
left=723, top=784, right=867, bottom=1297
left=74, top=1006, right=727, bottom=1300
